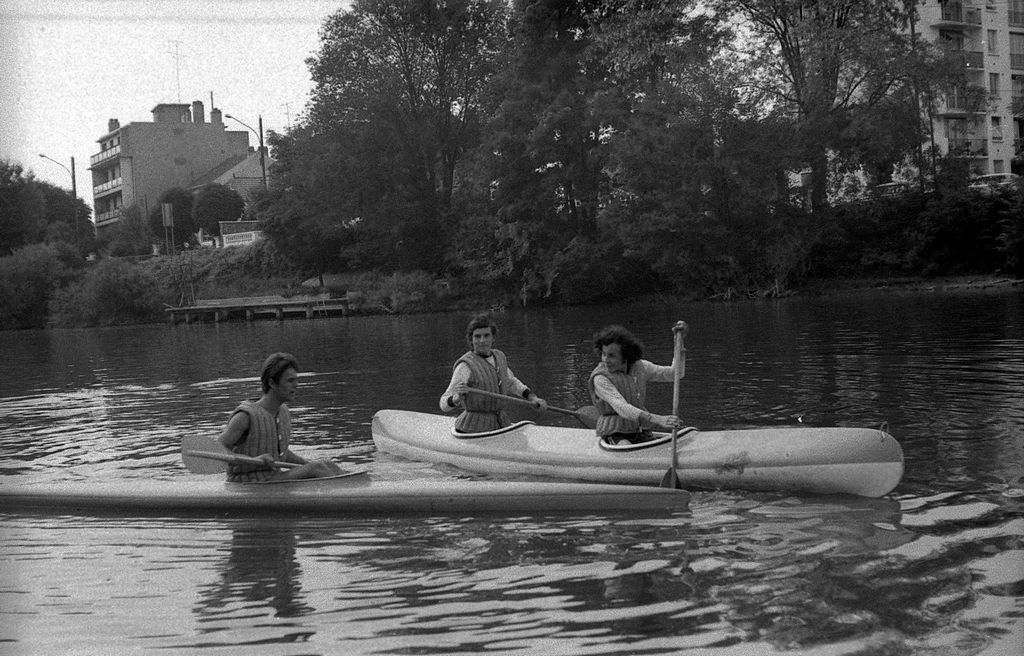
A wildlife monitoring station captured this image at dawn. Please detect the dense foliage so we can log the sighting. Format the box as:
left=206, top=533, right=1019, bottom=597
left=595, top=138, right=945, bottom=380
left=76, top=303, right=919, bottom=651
left=1, top=160, right=95, bottom=257
left=192, top=184, right=246, bottom=237
left=2, top=1, right=1021, bottom=330
left=249, top=0, right=1018, bottom=305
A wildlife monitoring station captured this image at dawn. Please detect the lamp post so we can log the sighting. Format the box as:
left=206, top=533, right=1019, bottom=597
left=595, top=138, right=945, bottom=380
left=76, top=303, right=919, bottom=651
left=224, top=114, right=267, bottom=190
left=39, top=153, right=79, bottom=249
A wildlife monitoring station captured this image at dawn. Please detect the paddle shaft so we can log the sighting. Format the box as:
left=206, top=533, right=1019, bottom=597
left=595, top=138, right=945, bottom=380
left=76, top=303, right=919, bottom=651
left=663, top=321, right=688, bottom=489
left=184, top=449, right=301, bottom=469
left=464, top=388, right=582, bottom=420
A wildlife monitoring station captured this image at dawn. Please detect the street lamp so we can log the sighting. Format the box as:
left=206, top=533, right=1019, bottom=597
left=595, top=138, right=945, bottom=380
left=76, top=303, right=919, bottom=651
left=39, top=153, right=79, bottom=248
left=224, top=114, right=267, bottom=190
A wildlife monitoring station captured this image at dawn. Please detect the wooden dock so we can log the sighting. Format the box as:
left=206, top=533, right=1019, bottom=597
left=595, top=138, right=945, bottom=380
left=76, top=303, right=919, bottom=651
left=165, top=294, right=349, bottom=324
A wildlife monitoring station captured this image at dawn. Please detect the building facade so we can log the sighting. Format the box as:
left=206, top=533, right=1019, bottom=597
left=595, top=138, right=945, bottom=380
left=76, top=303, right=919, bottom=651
left=918, top=0, right=1024, bottom=175
left=89, top=100, right=252, bottom=229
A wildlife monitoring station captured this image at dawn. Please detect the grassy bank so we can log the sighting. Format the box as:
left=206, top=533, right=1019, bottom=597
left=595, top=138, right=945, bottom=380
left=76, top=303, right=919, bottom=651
left=2, top=241, right=1020, bottom=330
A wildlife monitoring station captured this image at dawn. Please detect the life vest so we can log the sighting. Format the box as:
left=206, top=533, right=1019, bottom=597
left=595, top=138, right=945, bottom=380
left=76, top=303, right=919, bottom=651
left=454, top=349, right=510, bottom=432
left=226, top=400, right=291, bottom=482
left=588, top=362, right=647, bottom=437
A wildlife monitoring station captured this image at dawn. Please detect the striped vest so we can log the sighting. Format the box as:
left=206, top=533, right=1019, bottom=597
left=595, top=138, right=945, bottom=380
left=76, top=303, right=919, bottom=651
left=454, top=349, right=510, bottom=433
left=588, top=363, right=646, bottom=437
left=226, top=400, right=291, bottom=482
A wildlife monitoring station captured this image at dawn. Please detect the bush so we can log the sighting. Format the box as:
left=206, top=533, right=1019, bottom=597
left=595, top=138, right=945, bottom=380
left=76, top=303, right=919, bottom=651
left=48, top=258, right=166, bottom=327
left=0, top=242, right=81, bottom=329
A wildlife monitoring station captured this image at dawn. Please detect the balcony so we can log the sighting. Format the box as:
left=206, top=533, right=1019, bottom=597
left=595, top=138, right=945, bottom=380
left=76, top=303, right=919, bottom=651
left=1011, top=10, right=1024, bottom=28
left=95, top=208, right=123, bottom=228
left=955, top=50, right=985, bottom=70
left=90, top=144, right=121, bottom=167
left=947, top=138, right=989, bottom=157
left=940, top=86, right=990, bottom=115
left=1013, top=53, right=1024, bottom=71
left=934, top=5, right=982, bottom=28
left=93, top=177, right=122, bottom=197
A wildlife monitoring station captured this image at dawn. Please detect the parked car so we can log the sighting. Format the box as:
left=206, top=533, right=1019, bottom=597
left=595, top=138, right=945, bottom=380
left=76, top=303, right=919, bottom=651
left=967, top=173, right=1022, bottom=195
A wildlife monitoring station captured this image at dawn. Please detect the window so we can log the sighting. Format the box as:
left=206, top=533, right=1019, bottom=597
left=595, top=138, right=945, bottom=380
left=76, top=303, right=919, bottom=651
left=990, top=73, right=1000, bottom=96
left=1012, top=33, right=1024, bottom=68
left=987, top=30, right=997, bottom=54
left=992, top=116, right=1003, bottom=141
left=993, top=161, right=1005, bottom=174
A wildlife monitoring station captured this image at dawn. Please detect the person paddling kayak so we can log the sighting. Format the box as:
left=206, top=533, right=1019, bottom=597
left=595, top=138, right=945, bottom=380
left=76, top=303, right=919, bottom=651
left=218, top=352, right=342, bottom=481
left=588, top=326, right=683, bottom=445
left=440, top=313, right=548, bottom=433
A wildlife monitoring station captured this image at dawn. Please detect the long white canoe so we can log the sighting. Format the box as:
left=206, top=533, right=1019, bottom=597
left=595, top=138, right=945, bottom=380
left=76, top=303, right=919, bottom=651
left=372, top=410, right=905, bottom=497
left=0, top=476, right=689, bottom=517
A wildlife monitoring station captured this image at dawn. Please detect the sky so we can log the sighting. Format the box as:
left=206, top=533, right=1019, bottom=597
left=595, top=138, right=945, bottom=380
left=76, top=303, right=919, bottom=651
left=0, top=0, right=346, bottom=201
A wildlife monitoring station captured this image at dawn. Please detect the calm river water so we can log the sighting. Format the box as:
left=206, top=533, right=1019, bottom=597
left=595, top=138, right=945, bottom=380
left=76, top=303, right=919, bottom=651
left=1, top=288, right=1022, bottom=655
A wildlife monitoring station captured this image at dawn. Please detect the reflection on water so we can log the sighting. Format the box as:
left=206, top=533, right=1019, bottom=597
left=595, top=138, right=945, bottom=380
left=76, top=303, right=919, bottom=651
left=195, top=521, right=313, bottom=623
left=1, top=289, right=1022, bottom=653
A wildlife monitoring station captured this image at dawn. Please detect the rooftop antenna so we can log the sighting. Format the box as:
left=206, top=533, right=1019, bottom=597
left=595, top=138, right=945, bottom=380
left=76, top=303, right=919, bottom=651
left=167, top=40, right=185, bottom=102
left=282, top=102, right=292, bottom=129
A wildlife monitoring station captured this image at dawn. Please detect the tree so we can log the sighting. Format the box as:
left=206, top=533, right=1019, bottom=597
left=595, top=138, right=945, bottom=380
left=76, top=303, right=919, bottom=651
left=148, top=187, right=196, bottom=251
left=715, top=0, right=927, bottom=212
left=0, top=160, right=45, bottom=255
left=191, top=184, right=245, bottom=237
left=302, top=0, right=511, bottom=273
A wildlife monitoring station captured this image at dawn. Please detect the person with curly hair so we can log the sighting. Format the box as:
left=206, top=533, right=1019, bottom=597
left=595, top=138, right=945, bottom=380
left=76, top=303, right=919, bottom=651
left=588, top=326, right=683, bottom=445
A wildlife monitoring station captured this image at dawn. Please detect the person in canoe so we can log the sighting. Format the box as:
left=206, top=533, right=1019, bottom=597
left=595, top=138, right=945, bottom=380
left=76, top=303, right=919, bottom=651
left=440, top=313, right=549, bottom=433
left=588, top=325, right=683, bottom=445
left=218, top=352, right=343, bottom=481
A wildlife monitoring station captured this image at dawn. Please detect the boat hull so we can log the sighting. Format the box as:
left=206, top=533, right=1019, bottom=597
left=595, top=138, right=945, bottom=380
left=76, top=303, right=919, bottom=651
left=371, top=410, right=904, bottom=497
left=0, top=476, right=689, bottom=518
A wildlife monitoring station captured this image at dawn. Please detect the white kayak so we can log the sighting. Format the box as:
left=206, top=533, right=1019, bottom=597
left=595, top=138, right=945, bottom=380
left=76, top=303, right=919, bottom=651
left=371, top=410, right=905, bottom=497
left=0, top=476, right=689, bottom=517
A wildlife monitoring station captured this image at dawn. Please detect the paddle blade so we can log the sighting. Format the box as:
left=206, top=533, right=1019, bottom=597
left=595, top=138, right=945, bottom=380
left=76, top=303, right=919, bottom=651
left=574, top=406, right=600, bottom=430
left=660, top=467, right=683, bottom=489
left=181, top=435, right=231, bottom=474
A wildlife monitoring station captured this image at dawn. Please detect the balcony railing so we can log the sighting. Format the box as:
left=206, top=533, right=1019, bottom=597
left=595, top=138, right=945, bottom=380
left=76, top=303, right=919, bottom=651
left=1010, top=11, right=1024, bottom=28
left=95, top=209, right=123, bottom=227
left=1012, top=53, right=1024, bottom=70
left=90, top=144, right=121, bottom=167
left=956, top=50, right=985, bottom=69
left=947, top=138, right=988, bottom=157
left=937, top=5, right=982, bottom=27
left=93, top=177, right=122, bottom=195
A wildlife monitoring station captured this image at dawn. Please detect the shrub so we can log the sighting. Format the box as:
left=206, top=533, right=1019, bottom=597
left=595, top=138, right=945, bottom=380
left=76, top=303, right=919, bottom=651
left=48, top=258, right=166, bottom=327
left=0, top=242, right=81, bottom=329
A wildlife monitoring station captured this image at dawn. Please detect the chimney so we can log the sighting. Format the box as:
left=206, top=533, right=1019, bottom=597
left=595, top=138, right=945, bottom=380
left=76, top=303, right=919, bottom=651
left=192, top=100, right=205, bottom=124
left=210, top=108, right=222, bottom=124
left=108, top=118, right=120, bottom=132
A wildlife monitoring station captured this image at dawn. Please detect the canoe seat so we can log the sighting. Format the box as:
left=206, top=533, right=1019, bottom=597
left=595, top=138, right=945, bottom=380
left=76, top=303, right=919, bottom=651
left=598, top=427, right=698, bottom=452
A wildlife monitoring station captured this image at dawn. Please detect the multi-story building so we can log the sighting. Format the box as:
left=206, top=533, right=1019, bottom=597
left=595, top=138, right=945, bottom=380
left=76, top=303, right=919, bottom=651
left=89, top=100, right=255, bottom=230
left=918, top=0, right=1024, bottom=175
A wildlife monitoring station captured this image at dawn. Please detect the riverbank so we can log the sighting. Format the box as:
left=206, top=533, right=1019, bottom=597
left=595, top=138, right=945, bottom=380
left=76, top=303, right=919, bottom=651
left=796, top=275, right=1023, bottom=297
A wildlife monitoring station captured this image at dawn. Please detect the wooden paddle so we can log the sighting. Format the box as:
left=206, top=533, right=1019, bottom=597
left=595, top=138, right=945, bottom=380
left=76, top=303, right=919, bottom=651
left=181, top=434, right=373, bottom=474
left=661, top=321, right=688, bottom=489
left=462, top=388, right=598, bottom=429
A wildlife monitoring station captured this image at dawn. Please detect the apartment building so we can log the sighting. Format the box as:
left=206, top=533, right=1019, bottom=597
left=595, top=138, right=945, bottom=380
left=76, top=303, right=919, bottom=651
left=919, top=0, right=1024, bottom=175
left=89, top=100, right=252, bottom=229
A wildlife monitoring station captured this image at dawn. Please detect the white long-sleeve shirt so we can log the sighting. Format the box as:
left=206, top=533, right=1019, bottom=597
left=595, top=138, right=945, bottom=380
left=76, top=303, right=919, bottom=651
left=591, top=359, right=678, bottom=421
